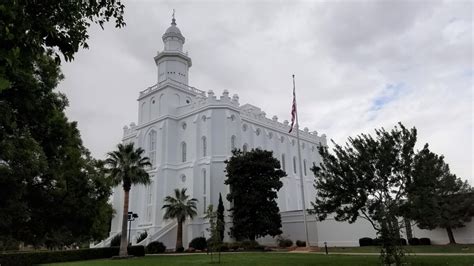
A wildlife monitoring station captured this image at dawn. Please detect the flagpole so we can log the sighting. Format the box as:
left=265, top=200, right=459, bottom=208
left=292, top=74, right=310, bottom=248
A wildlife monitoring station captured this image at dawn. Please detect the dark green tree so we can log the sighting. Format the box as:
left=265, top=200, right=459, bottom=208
left=162, top=188, right=198, bottom=251
left=0, top=0, right=126, bottom=250
left=105, top=143, right=151, bottom=257
left=0, top=53, right=114, bottom=250
left=224, top=148, right=285, bottom=241
left=0, top=0, right=125, bottom=91
left=404, top=145, right=474, bottom=244
left=311, top=123, right=417, bottom=265
left=217, top=193, right=225, bottom=242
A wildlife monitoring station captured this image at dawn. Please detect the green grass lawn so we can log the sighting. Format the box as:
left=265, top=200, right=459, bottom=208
left=326, top=244, right=474, bottom=254
left=45, top=252, right=474, bottom=266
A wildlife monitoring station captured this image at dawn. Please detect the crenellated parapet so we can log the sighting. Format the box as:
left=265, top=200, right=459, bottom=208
left=122, top=122, right=138, bottom=138
left=175, top=89, right=240, bottom=116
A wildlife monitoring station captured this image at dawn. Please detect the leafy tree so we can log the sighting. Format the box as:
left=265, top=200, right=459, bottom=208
left=105, top=143, right=151, bottom=257
left=0, top=0, right=126, bottom=250
left=224, top=148, right=285, bottom=241
left=217, top=193, right=225, bottom=242
left=0, top=52, right=114, bottom=249
left=0, top=0, right=125, bottom=91
left=311, top=123, right=417, bottom=265
left=404, top=145, right=474, bottom=244
left=162, top=188, right=198, bottom=251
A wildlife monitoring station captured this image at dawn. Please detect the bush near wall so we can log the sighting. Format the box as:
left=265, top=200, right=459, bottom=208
left=408, top=238, right=420, bottom=246
left=419, top=238, right=431, bottom=245
left=296, top=240, right=306, bottom=247
left=359, top=237, right=373, bottom=246
left=146, top=241, right=166, bottom=254
left=0, top=246, right=145, bottom=266
left=189, top=237, right=207, bottom=251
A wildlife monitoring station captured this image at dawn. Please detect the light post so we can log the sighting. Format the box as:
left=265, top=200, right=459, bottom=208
left=128, top=211, right=139, bottom=245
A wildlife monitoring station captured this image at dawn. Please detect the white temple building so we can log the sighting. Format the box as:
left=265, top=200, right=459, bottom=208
left=96, top=17, right=473, bottom=249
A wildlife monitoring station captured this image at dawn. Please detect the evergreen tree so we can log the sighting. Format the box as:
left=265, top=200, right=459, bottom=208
left=404, top=145, right=474, bottom=244
left=217, top=193, right=225, bottom=242
left=311, top=123, right=417, bottom=265
left=225, top=148, right=285, bottom=241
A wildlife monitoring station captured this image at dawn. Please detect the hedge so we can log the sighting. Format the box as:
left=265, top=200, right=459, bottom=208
left=146, top=241, right=166, bottom=254
left=408, top=237, right=420, bottom=246
left=0, top=246, right=145, bottom=266
left=189, top=237, right=207, bottom=250
left=359, top=237, right=373, bottom=247
left=419, top=238, right=431, bottom=245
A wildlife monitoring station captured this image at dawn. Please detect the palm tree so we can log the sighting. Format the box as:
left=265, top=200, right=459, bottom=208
left=105, top=143, right=151, bottom=257
left=162, top=188, right=198, bottom=251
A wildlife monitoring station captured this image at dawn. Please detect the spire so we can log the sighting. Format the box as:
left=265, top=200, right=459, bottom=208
left=171, top=9, right=176, bottom=26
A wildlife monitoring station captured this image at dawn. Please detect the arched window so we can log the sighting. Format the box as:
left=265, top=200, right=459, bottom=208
left=203, top=169, right=207, bottom=213
left=148, top=130, right=157, bottom=167
left=243, top=143, right=248, bottom=152
left=231, top=135, right=236, bottom=150
left=293, top=156, right=297, bottom=174
left=181, top=142, right=187, bottom=162
left=202, top=136, right=207, bottom=157
left=281, top=154, right=286, bottom=171
left=303, top=159, right=307, bottom=176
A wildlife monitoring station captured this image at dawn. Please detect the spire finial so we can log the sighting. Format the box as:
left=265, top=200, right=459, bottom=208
left=171, top=9, right=176, bottom=26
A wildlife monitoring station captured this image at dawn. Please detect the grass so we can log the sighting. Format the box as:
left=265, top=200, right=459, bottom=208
left=45, top=252, right=474, bottom=266
left=326, top=244, right=474, bottom=254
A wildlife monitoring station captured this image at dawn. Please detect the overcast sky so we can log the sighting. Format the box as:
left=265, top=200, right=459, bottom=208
left=57, top=0, right=473, bottom=184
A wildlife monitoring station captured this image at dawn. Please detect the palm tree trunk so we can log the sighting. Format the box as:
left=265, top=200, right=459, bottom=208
left=176, top=220, right=183, bottom=251
left=446, top=226, right=456, bottom=244
left=119, top=189, right=130, bottom=257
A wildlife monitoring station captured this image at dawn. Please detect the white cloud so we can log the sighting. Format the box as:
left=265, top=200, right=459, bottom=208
left=57, top=0, right=473, bottom=183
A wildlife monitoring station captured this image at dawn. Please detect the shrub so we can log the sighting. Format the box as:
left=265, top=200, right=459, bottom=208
left=276, top=236, right=293, bottom=248
left=419, top=238, right=431, bottom=245
left=408, top=238, right=420, bottom=246
left=372, top=238, right=382, bottom=246
left=0, top=246, right=145, bottom=266
left=241, top=240, right=263, bottom=250
left=359, top=237, right=373, bottom=247
left=136, top=231, right=148, bottom=243
left=146, top=241, right=166, bottom=254
left=219, top=243, right=229, bottom=252
left=189, top=237, right=207, bottom=250
left=176, top=247, right=184, bottom=253
left=296, top=240, right=306, bottom=247
left=110, top=234, right=121, bottom=247
left=229, top=241, right=241, bottom=250
left=128, top=245, right=145, bottom=256
left=399, top=238, right=407, bottom=246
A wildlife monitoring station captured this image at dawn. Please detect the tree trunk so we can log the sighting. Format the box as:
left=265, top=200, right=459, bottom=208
left=176, top=220, right=183, bottom=251
left=119, top=189, right=130, bottom=257
left=446, top=227, right=456, bottom=244
left=404, top=218, right=413, bottom=240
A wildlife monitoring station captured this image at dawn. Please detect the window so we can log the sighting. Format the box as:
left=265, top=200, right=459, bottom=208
left=231, top=135, right=236, bottom=150
left=203, top=169, right=207, bottom=213
left=256, top=128, right=261, bottom=136
left=146, top=181, right=153, bottom=222
left=181, top=174, right=186, bottom=182
left=281, top=154, right=286, bottom=171
left=202, top=136, right=207, bottom=157
left=182, top=122, right=187, bottom=130
left=269, top=132, right=273, bottom=139
left=242, top=124, right=247, bottom=132
left=280, top=136, right=284, bottom=143
left=181, top=142, right=187, bottom=162
left=203, top=169, right=207, bottom=194
left=243, top=144, right=248, bottom=152
left=293, top=156, right=297, bottom=174
left=303, top=160, right=307, bottom=176
left=148, top=130, right=157, bottom=167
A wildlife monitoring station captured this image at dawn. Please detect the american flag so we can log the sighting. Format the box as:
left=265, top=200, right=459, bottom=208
left=289, top=75, right=296, bottom=133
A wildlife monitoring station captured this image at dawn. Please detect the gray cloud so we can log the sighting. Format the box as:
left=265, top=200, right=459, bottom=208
left=58, top=0, right=473, bottom=184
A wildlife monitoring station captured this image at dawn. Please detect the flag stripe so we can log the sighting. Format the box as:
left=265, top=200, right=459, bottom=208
left=289, top=86, right=296, bottom=133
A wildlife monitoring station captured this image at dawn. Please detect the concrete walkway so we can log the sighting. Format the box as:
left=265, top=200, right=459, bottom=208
left=148, top=251, right=474, bottom=256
